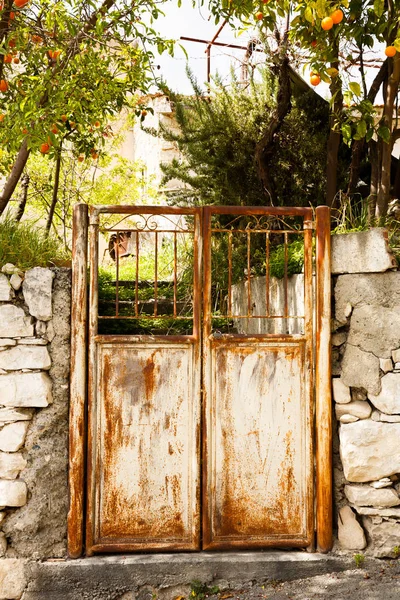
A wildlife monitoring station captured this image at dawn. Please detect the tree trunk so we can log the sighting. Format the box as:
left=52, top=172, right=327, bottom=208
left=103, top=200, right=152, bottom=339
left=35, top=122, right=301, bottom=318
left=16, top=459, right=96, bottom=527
left=376, top=53, right=400, bottom=222
left=326, top=37, right=343, bottom=209
left=15, top=173, right=30, bottom=222
left=0, top=139, right=31, bottom=215
left=46, top=146, right=62, bottom=233
left=368, top=141, right=379, bottom=225
left=255, top=54, right=292, bottom=204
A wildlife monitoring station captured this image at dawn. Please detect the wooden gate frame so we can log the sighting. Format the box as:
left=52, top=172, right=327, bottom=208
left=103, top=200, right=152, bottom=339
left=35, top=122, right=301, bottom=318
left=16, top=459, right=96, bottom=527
left=67, top=204, right=332, bottom=558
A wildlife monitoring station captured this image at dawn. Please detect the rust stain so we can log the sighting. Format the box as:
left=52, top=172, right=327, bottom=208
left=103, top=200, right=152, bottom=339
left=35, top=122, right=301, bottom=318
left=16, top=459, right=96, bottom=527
left=143, top=355, right=156, bottom=400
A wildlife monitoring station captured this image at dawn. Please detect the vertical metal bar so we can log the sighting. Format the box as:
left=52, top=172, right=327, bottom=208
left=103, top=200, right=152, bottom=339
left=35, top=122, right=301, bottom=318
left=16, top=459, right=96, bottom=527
left=154, top=231, right=158, bottom=317
left=135, top=232, right=139, bottom=318
left=227, top=231, right=232, bottom=317
left=68, top=203, right=88, bottom=559
left=86, top=207, right=100, bottom=556
left=265, top=232, right=270, bottom=316
left=247, top=230, right=251, bottom=317
left=192, top=211, right=201, bottom=340
left=303, top=215, right=315, bottom=551
left=206, top=47, right=211, bottom=85
left=115, top=232, right=119, bottom=317
left=284, top=232, right=288, bottom=331
left=315, top=206, right=332, bottom=553
left=173, top=231, right=177, bottom=318
left=202, top=206, right=212, bottom=548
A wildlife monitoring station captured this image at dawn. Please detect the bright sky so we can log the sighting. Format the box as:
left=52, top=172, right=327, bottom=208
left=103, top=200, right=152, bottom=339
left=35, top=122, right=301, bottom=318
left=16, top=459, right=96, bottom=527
left=151, top=2, right=265, bottom=94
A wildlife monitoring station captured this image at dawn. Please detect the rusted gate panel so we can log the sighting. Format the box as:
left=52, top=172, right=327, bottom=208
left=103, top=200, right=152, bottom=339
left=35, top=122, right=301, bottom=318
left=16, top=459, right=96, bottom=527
left=85, top=206, right=202, bottom=554
left=202, top=206, right=315, bottom=549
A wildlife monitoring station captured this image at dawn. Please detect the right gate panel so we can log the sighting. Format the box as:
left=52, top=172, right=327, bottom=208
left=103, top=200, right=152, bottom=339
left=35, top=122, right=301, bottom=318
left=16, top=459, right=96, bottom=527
left=202, top=206, right=314, bottom=549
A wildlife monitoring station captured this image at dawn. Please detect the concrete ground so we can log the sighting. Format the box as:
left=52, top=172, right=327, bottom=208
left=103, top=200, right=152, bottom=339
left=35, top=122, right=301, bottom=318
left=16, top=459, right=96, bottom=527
left=21, top=552, right=400, bottom=599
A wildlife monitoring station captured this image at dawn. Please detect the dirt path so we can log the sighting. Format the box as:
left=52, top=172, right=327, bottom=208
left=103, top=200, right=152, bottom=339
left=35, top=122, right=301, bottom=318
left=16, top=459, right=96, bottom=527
left=205, top=561, right=400, bottom=600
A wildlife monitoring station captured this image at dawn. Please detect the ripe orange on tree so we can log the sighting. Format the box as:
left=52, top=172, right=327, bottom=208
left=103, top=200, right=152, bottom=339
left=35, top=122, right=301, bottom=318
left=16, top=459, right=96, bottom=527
left=77, top=155, right=84, bottom=162
left=50, top=124, right=58, bottom=134
left=310, top=73, right=321, bottom=86
left=321, top=16, right=333, bottom=30
left=21, top=127, right=28, bottom=134
left=255, top=11, right=264, bottom=20
left=331, top=9, right=343, bottom=24
left=385, top=46, right=397, bottom=57
left=13, top=56, right=19, bottom=64
left=9, top=11, right=15, bottom=19
left=40, top=142, right=50, bottom=154
left=14, top=0, right=30, bottom=8
left=0, top=114, right=5, bottom=122
left=4, top=54, right=12, bottom=63
left=0, top=80, right=9, bottom=92
left=60, top=114, right=67, bottom=122
left=8, top=39, right=16, bottom=48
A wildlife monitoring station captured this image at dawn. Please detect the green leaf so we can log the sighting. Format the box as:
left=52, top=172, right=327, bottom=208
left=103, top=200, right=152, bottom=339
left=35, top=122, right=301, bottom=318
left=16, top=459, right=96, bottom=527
left=304, top=6, right=314, bottom=22
left=349, top=81, right=361, bottom=97
left=366, top=128, right=374, bottom=143
left=341, top=122, right=352, bottom=146
left=356, top=120, right=367, bottom=138
left=373, top=0, right=384, bottom=17
left=377, top=125, right=391, bottom=144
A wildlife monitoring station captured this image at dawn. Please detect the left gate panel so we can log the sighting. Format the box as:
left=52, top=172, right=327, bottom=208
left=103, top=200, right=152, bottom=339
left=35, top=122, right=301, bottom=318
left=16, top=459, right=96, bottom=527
left=87, top=339, right=201, bottom=553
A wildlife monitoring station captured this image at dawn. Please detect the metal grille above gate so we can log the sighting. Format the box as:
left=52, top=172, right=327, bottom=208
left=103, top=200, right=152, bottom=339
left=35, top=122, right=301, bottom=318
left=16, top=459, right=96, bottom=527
left=68, top=204, right=332, bottom=557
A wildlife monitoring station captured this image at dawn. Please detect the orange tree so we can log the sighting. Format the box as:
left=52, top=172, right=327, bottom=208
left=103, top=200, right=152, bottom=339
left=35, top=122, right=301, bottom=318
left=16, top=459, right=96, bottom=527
left=0, top=0, right=173, bottom=215
left=205, top=0, right=400, bottom=222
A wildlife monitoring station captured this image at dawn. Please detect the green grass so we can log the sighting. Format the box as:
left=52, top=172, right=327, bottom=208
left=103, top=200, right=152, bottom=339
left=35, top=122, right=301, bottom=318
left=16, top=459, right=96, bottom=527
left=0, top=218, right=70, bottom=270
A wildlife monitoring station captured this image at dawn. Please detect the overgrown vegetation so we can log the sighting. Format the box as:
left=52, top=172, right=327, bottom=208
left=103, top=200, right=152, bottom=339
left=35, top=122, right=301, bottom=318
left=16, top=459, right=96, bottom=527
left=158, top=68, right=334, bottom=209
left=0, top=218, right=70, bottom=270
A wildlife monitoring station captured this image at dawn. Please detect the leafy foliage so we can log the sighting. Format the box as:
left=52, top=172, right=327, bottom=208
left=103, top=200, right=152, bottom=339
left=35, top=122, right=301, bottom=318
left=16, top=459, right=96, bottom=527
left=0, top=217, right=69, bottom=269
left=159, top=68, right=330, bottom=208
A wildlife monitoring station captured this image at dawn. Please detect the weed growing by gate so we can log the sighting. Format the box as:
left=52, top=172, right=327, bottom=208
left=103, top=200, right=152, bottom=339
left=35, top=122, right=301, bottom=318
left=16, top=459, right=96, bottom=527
left=0, top=218, right=70, bottom=270
left=189, top=580, right=220, bottom=600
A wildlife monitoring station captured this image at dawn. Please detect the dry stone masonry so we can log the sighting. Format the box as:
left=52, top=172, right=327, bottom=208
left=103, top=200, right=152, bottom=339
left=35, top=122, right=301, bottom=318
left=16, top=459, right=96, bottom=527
left=332, top=229, right=400, bottom=558
left=0, top=265, right=71, bottom=599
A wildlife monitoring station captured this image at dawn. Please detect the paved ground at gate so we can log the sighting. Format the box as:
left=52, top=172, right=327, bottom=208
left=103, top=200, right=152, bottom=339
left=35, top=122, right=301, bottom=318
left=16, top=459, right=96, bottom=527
left=204, top=561, right=400, bottom=600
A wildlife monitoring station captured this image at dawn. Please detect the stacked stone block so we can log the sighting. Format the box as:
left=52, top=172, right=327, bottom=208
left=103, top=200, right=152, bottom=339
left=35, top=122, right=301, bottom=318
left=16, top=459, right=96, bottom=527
left=332, top=233, right=400, bottom=558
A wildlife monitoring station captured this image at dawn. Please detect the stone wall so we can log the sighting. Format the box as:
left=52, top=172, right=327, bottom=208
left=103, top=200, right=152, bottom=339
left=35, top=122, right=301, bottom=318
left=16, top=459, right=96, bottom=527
left=0, top=265, right=71, bottom=574
left=331, top=231, right=400, bottom=558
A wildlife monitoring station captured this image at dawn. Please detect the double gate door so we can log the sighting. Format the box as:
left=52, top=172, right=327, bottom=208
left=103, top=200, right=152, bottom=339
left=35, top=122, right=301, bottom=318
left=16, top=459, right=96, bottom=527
left=68, top=204, right=332, bottom=557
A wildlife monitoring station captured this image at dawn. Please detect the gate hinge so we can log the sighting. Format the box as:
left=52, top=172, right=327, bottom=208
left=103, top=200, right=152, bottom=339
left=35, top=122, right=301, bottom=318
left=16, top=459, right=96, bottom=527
left=303, top=220, right=316, bottom=230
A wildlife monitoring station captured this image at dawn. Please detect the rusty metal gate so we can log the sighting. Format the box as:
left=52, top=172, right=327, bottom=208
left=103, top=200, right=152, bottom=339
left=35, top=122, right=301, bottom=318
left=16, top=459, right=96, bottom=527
left=68, top=204, right=332, bottom=557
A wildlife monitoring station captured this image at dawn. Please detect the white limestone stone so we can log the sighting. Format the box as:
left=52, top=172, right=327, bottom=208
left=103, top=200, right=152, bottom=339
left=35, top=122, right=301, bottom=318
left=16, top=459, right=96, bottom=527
left=362, top=518, right=400, bottom=558
left=341, top=344, right=381, bottom=395
left=347, top=305, right=400, bottom=359
left=9, top=272, right=23, bottom=291
left=371, top=410, right=381, bottom=421
left=336, top=401, right=372, bottom=420
left=17, top=337, right=48, bottom=346
left=392, top=348, right=400, bottom=363
left=331, top=228, right=397, bottom=275
left=344, top=303, right=353, bottom=318
left=35, top=320, right=47, bottom=336
left=339, top=414, right=359, bottom=423
left=340, top=420, right=400, bottom=482
left=369, top=373, right=400, bottom=414
left=0, top=305, right=33, bottom=338
left=0, top=408, right=34, bottom=424
left=370, top=478, right=392, bottom=489
left=395, top=362, right=400, bottom=369
left=23, top=267, right=54, bottom=321
left=356, top=506, right=400, bottom=518
left=380, top=358, right=393, bottom=373
left=332, top=378, right=351, bottom=404
left=0, top=339, right=16, bottom=347
left=0, top=479, right=27, bottom=506
left=0, top=452, right=27, bottom=479
left=0, top=372, right=52, bottom=407
left=0, top=533, right=6, bottom=557
left=338, top=506, right=366, bottom=550
left=0, top=274, right=11, bottom=302
left=344, top=484, right=400, bottom=507
left=0, top=421, right=29, bottom=452
left=332, top=332, right=347, bottom=346
left=1, top=263, right=15, bottom=275
left=0, top=512, right=5, bottom=525
left=380, top=413, right=400, bottom=422
left=0, top=345, right=51, bottom=371
left=0, top=558, right=27, bottom=599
